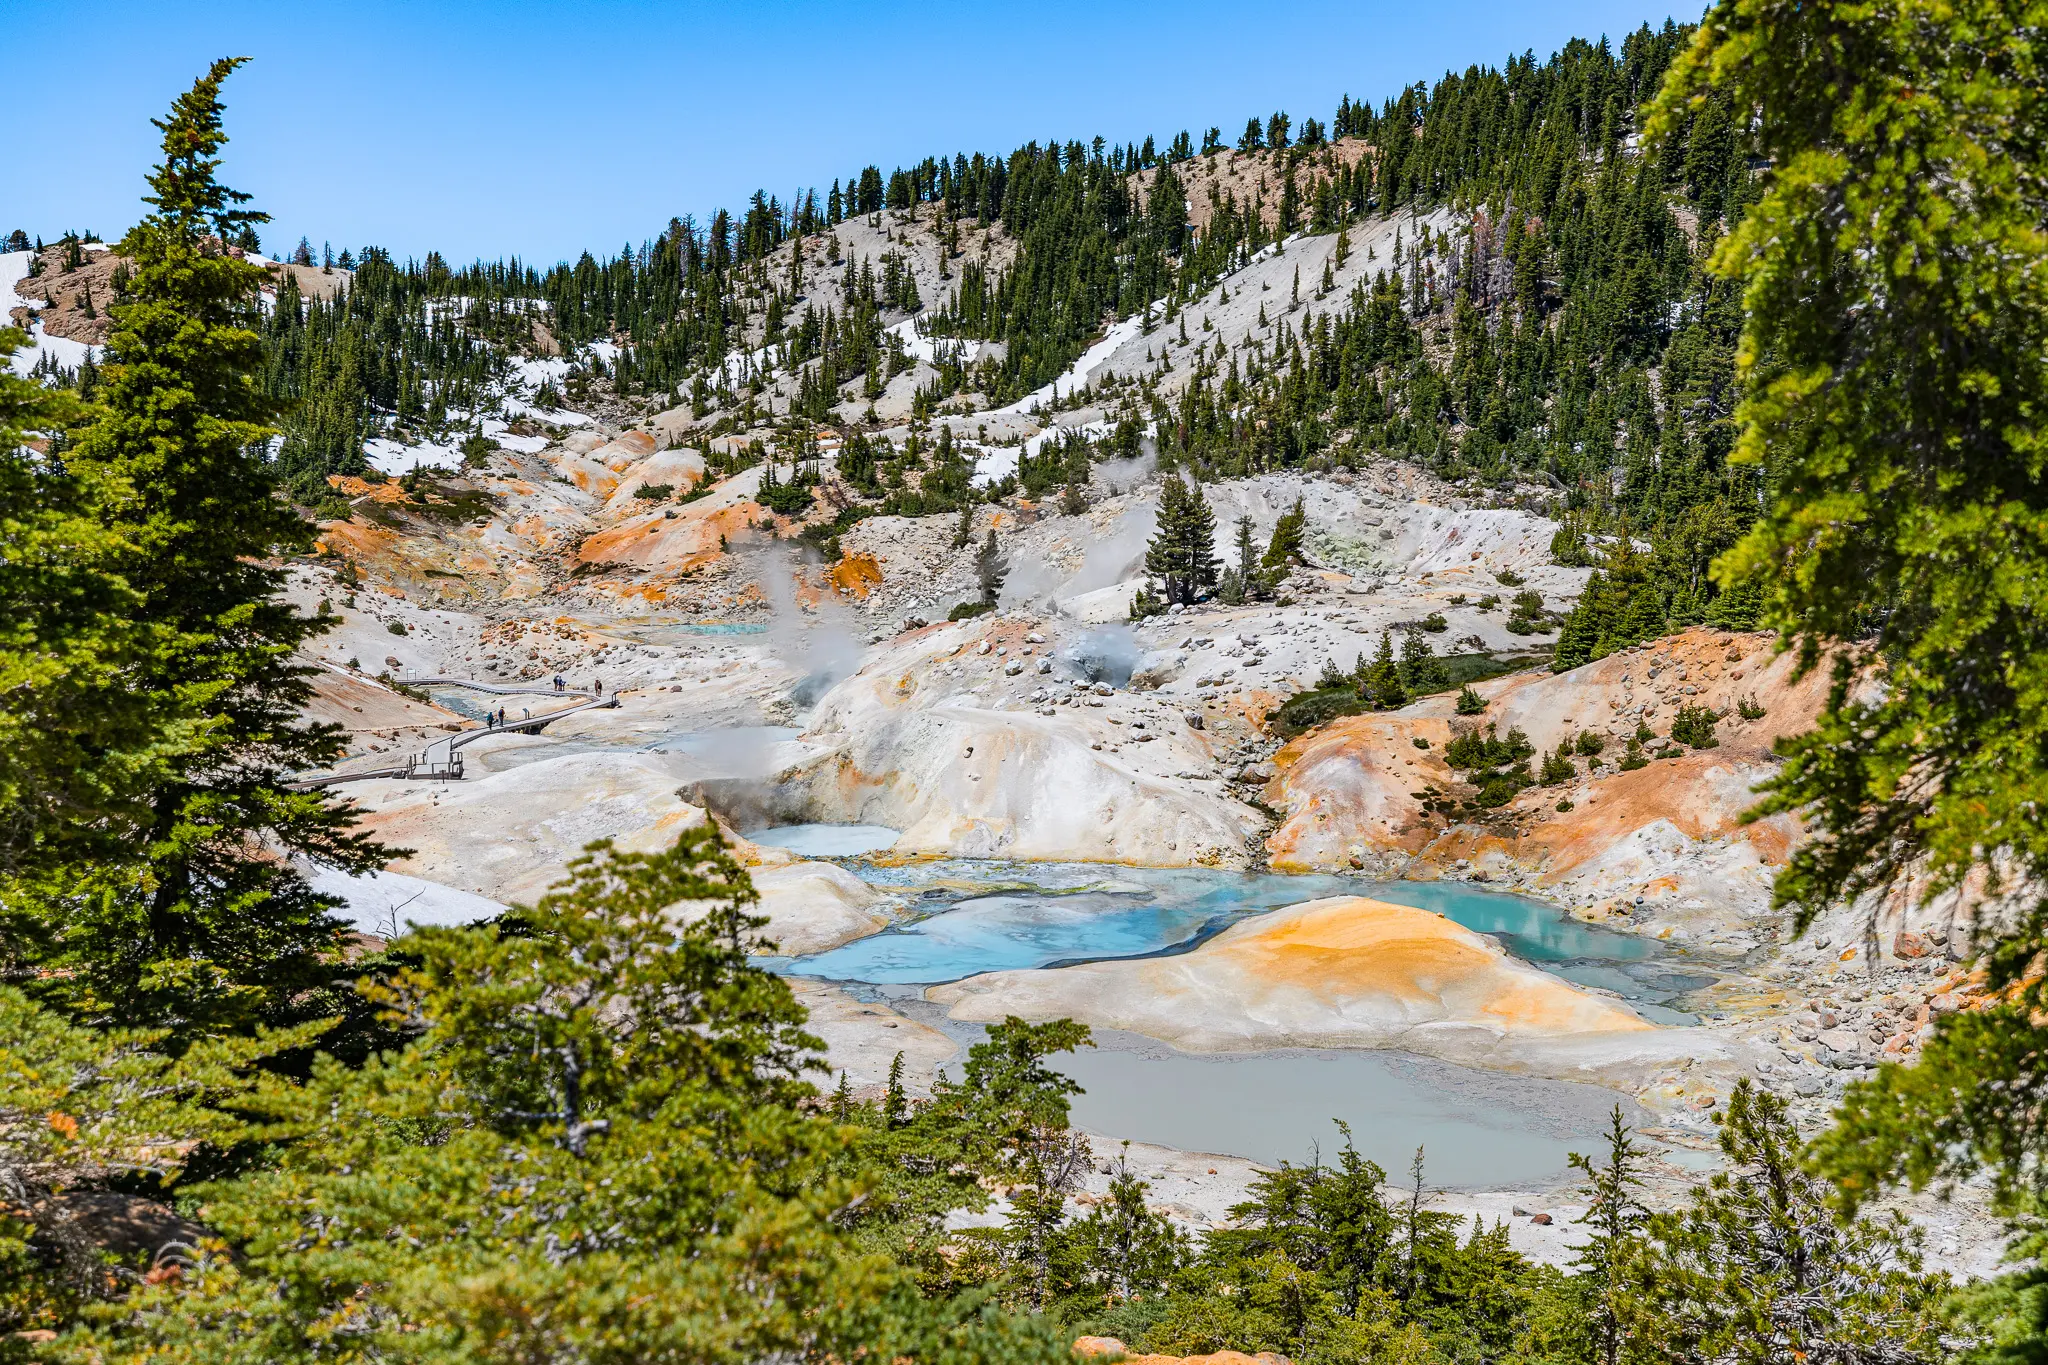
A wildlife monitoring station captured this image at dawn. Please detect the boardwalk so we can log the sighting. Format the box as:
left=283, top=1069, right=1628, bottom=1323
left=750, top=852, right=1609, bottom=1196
left=291, top=678, right=616, bottom=789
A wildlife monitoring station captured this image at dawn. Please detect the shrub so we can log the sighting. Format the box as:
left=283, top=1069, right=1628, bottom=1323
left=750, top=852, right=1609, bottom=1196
left=1737, top=693, right=1767, bottom=720
left=1669, top=703, right=1721, bottom=749
left=1654, top=744, right=1686, bottom=760
left=1495, top=568, right=1526, bottom=586
left=459, top=432, right=497, bottom=466
left=1419, top=612, right=1448, bottom=632
left=1455, top=686, right=1487, bottom=715
left=1575, top=730, right=1605, bottom=756
left=385, top=620, right=407, bottom=636
left=756, top=478, right=815, bottom=516
left=1634, top=720, right=1656, bottom=743
left=1476, top=595, right=1501, bottom=611
left=633, top=482, right=674, bottom=500
left=1556, top=798, right=1575, bottom=813
left=947, top=600, right=993, bottom=621
left=1475, top=763, right=1533, bottom=806
left=1412, top=736, right=1431, bottom=750
left=1619, top=737, right=1649, bottom=771
left=1540, top=743, right=1576, bottom=785
left=1444, top=724, right=1534, bottom=772
left=1511, top=590, right=1545, bottom=617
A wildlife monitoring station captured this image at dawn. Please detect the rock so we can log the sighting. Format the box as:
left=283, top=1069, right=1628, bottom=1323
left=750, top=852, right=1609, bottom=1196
left=1004, top=660, right=1023, bottom=675
left=977, top=641, right=992, bottom=655
left=753, top=624, right=1257, bottom=866
left=1792, top=1074, right=1825, bottom=1096
left=30, top=1191, right=210, bottom=1263
left=1184, top=712, right=1205, bottom=730
left=1074, top=1339, right=1130, bottom=1359
left=1892, top=929, right=1932, bottom=959
left=1529, top=1212, right=1554, bottom=1225
left=747, top=862, right=892, bottom=955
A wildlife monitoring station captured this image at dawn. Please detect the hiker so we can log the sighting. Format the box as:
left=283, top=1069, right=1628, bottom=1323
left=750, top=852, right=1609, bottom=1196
left=595, top=678, right=603, bottom=697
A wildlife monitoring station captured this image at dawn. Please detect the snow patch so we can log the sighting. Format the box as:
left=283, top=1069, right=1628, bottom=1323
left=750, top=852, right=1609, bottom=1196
left=991, top=315, right=1145, bottom=417
left=887, top=317, right=982, bottom=368
left=364, top=435, right=462, bottom=475
left=0, top=249, right=100, bottom=379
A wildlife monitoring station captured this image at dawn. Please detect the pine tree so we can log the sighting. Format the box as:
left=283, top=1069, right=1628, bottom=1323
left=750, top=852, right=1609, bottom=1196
left=977, top=527, right=1008, bottom=605
left=884, top=1049, right=908, bottom=1129
left=1398, top=632, right=1448, bottom=693
left=14, top=59, right=382, bottom=1039
left=1223, top=513, right=1266, bottom=604
left=1362, top=633, right=1406, bottom=709
left=1263, top=497, right=1306, bottom=572
left=0, top=984, right=326, bottom=1336
left=1541, top=741, right=1577, bottom=786
left=1623, top=1083, right=1945, bottom=1365
left=1569, top=1108, right=1649, bottom=1365
left=0, top=332, right=141, bottom=879
left=1142, top=474, right=1218, bottom=605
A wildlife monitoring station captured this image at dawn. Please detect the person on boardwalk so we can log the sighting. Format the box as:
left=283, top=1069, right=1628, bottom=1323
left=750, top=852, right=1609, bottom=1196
left=595, top=679, right=603, bottom=698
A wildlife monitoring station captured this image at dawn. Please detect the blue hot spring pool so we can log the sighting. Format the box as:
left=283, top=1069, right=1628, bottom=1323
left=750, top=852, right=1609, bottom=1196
left=760, top=856, right=1698, bottom=1023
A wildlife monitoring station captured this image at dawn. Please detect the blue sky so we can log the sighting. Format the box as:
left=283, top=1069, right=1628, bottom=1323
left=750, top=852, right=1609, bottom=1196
left=5, top=0, right=1689, bottom=267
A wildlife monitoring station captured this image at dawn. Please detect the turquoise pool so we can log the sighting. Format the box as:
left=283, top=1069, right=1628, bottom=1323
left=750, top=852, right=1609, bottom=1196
left=759, top=855, right=1700, bottom=1023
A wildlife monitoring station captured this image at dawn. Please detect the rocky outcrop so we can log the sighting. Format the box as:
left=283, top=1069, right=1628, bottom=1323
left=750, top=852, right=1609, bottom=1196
left=754, top=620, right=1262, bottom=867
left=932, top=896, right=1715, bottom=1084
left=549, top=429, right=657, bottom=498
left=1264, top=630, right=1831, bottom=951
left=576, top=462, right=765, bottom=573
left=751, top=860, right=893, bottom=954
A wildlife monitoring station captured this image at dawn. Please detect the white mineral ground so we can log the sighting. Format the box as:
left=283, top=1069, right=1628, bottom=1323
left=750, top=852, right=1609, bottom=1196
left=296, top=417, right=2001, bottom=1274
